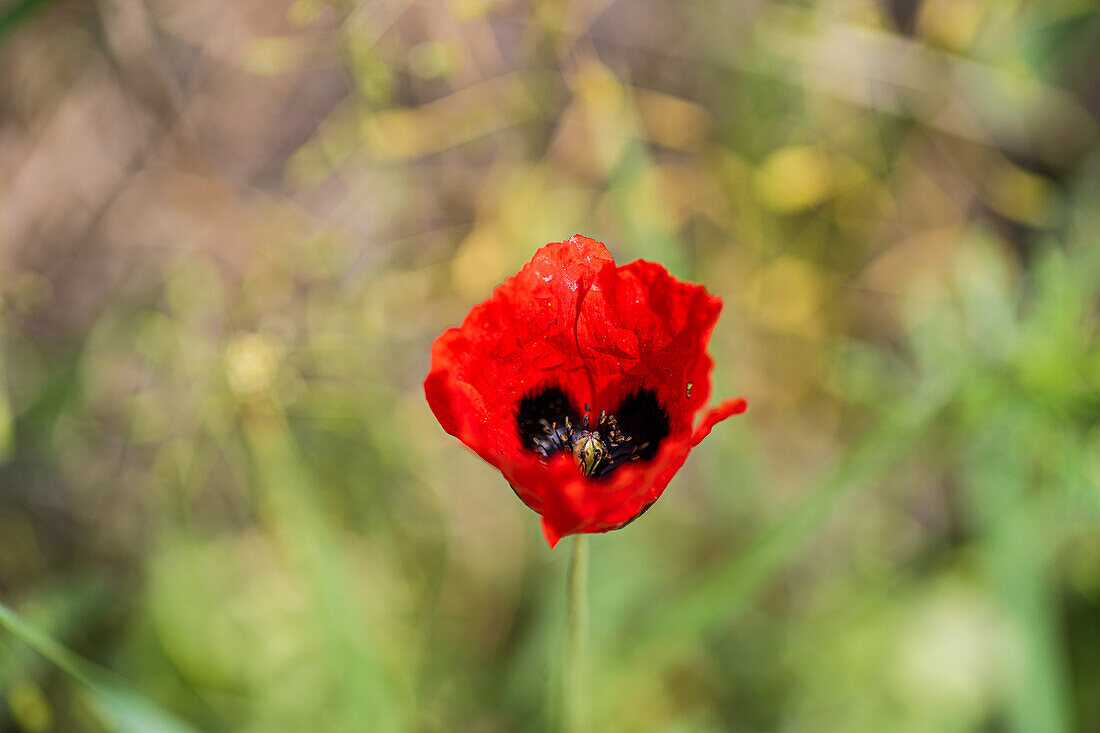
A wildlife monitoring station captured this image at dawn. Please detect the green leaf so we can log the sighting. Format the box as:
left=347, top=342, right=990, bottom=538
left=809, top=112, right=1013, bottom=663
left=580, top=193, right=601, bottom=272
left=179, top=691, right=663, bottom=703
left=0, top=598, right=202, bottom=733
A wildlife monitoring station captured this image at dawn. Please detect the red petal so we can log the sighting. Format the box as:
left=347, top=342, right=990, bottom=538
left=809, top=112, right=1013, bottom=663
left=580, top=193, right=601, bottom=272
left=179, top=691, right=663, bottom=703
left=692, top=398, right=749, bottom=446
left=575, top=259, right=723, bottom=437
left=540, top=516, right=562, bottom=548
left=424, top=235, right=614, bottom=473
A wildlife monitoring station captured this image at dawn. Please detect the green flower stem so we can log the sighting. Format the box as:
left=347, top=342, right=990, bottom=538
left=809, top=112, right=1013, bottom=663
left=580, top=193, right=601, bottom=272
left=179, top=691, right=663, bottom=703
left=564, top=534, right=588, bottom=733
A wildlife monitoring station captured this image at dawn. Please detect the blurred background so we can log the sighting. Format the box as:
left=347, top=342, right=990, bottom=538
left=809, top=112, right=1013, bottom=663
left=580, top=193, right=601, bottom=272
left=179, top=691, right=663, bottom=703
left=1, top=0, right=1099, bottom=731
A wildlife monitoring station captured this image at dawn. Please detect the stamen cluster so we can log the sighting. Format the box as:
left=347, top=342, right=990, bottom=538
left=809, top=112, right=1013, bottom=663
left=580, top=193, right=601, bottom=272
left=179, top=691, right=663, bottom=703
left=532, top=410, right=647, bottom=478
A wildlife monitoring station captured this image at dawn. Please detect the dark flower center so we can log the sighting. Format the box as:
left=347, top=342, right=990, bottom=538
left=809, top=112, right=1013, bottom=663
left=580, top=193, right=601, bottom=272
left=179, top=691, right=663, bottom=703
left=516, top=387, right=670, bottom=478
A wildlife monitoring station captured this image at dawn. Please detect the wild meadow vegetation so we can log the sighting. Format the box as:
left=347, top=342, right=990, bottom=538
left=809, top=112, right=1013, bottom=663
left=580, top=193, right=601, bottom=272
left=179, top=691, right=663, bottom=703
left=1, top=0, right=1098, bottom=731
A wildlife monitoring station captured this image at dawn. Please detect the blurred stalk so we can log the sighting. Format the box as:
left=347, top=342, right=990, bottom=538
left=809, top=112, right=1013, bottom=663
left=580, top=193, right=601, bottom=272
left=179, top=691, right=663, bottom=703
left=963, top=404, right=1071, bottom=733
left=0, top=600, right=97, bottom=689
left=0, top=341, right=13, bottom=463
left=0, top=598, right=200, bottom=733
left=564, top=534, right=588, bottom=733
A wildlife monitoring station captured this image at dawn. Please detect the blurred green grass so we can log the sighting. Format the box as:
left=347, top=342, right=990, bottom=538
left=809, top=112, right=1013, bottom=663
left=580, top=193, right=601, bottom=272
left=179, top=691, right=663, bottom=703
left=1, top=0, right=1099, bottom=731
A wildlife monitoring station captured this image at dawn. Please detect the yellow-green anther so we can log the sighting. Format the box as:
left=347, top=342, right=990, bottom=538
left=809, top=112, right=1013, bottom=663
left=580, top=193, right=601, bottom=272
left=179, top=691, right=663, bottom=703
left=571, top=432, right=608, bottom=476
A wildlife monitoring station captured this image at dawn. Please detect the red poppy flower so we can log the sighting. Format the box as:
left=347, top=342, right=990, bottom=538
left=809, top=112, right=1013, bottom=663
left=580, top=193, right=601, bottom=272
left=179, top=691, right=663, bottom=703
left=425, top=235, right=747, bottom=548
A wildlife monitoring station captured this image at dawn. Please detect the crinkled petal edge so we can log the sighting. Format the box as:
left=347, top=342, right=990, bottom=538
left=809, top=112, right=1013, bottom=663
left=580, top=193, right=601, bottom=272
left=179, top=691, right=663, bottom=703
left=536, top=397, right=748, bottom=548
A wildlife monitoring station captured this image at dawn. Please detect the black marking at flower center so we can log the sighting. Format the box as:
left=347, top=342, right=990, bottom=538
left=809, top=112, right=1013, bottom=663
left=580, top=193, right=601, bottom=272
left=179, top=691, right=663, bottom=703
left=517, top=387, right=576, bottom=453
left=516, top=387, right=670, bottom=478
left=612, top=388, right=669, bottom=462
